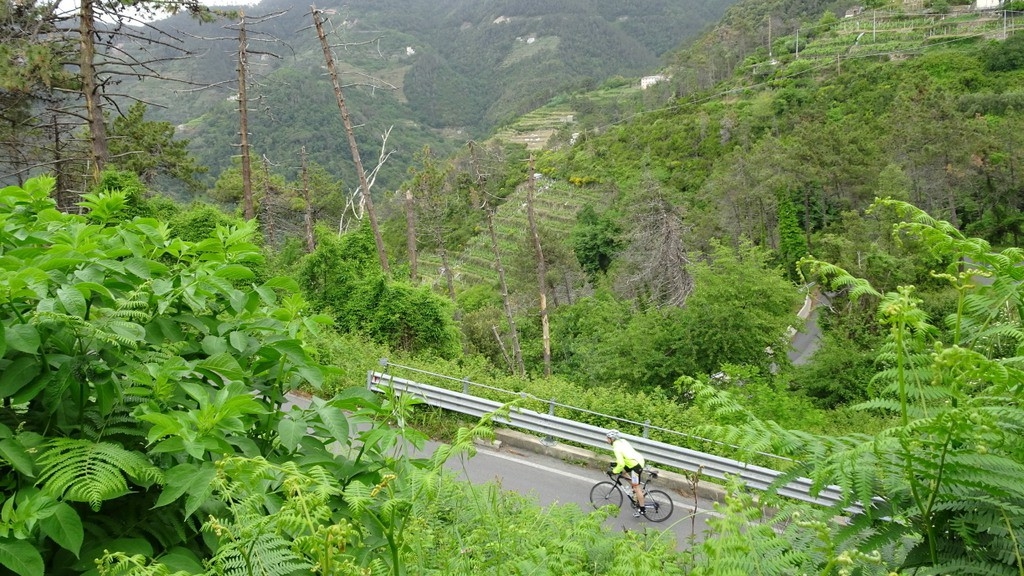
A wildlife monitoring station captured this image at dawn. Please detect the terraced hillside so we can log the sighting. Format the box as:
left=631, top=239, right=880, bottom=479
left=791, top=7, right=1015, bottom=61
left=491, top=106, right=576, bottom=150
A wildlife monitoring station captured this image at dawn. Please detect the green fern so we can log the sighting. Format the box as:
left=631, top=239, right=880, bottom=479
left=37, top=438, right=162, bottom=511
left=207, top=531, right=309, bottom=576
left=95, top=552, right=190, bottom=576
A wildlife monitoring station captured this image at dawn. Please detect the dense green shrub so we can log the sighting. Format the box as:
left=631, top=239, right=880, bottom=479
left=982, top=33, right=1024, bottom=71
left=298, top=226, right=462, bottom=358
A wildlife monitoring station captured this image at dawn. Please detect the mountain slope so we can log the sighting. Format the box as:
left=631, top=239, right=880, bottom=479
left=127, top=0, right=737, bottom=193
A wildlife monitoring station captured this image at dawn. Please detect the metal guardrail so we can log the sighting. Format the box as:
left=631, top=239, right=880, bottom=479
left=367, top=369, right=857, bottom=511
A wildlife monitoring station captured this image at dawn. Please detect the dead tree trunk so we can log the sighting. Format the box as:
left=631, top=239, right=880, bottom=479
left=78, top=0, right=106, bottom=184
left=526, top=156, right=551, bottom=377
left=311, top=6, right=389, bottom=274
left=486, top=207, right=525, bottom=377
left=300, top=147, right=316, bottom=252
left=237, top=14, right=255, bottom=220
left=404, top=189, right=418, bottom=282
left=261, top=155, right=275, bottom=245
left=438, top=240, right=456, bottom=302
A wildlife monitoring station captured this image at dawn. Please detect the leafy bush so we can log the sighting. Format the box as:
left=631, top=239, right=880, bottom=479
left=298, top=226, right=462, bottom=358
left=0, top=176, right=352, bottom=575
left=982, top=33, right=1024, bottom=72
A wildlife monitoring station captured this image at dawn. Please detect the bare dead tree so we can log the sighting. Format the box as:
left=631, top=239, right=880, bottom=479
left=525, top=155, right=551, bottom=377
left=0, top=0, right=250, bottom=201
left=300, top=147, right=316, bottom=252
left=260, top=154, right=276, bottom=245
left=404, top=189, right=418, bottom=282
left=407, top=147, right=457, bottom=301
left=237, top=14, right=254, bottom=219
left=486, top=205, right=525, bottom=377
left=465, top=141, right=525, bottom=377
left=310, top=5, right=389, bottom=274
left=3, top=0, right=223, bottom=190
left=78, top=0, right=106, bottom=183
left=339, top=126, right=395, bottom=233
left=618, top=173, right=694, bottom=307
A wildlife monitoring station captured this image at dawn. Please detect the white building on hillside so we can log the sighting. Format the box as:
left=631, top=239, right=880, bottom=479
left=976, top=0, right=1002, bottom=9
left=641, top=74, right=667, bottom=89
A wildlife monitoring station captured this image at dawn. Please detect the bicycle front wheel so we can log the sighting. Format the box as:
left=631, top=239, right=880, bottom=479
left=641, top=489, right=674, bottom=522
left=589, top=481, right=624, bottom=510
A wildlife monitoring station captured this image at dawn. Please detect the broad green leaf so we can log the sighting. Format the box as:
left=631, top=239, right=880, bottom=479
left=184, top=463, right=217, bottom=519
left=0, top=323, right=5, bottom=357
left=144, top=317, right=184, bottom=346
left=332, top=386, right=379, bottom=409
left=0, top=439, right=35, bottom=477
left=90, top=376, right=116, bottom=417
left=152, top=278, right=174, bottom=296
left=255, top=285, right=277, bottom=305
left=0, top=537, right=44, bottom=576
left=298, top=366, right=324, bottom=389
left=316, top=405, right=350, bottom=445
left=178, top=381, right=209, bottom=405
left=124, top=257, right=168, bottom=279
left=194, top=353, right=245, bottom=383
left=277, top=417, right=306, bottom=452
left=68, top=281, right=113, bottom=302
left=155, top=463, right=198, bottom=508
left=156, top=547, right=204, bottom=574
left=263, top=276, right=300, bottom=292
left=225, top=435, right=259, bottom=457
left=228, top=331, right=252, bottom=353
left=139, top=413, right=183, bottom=444
left=4, top=324, right=40, bottom=354
left=56, top=287, right=87, bottom=317
left=39, top=503, right=83, bottom=556
left=0, top=357, right=41, bottom=398
left=10, top=370, right=50, bottom=406
left=24, top=175, right=55, bottom=196
left=200, top=335, right=227, bottom=356
left=268, top=338, right=309, bottom=366
left=228, top=289, right=247, bottom=314
left=213, top=264, right=254, bottom=281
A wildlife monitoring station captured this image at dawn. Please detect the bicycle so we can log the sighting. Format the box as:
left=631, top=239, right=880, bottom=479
left=589, top=467, right=674, bottom=522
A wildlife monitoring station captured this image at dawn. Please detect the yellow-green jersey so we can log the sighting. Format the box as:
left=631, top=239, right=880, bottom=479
left=611, top=438, right=645, bottom=474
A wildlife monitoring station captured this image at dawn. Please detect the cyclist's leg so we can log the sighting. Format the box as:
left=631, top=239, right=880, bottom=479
left=629, top=466, right=645, bottom=508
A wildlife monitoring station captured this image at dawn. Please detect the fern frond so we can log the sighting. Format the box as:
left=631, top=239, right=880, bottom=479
left=37, top=438, right=162, bottom=511
left=920, top=557, right=1018, bottom=576
left=209, top=532, right=309, bottom=576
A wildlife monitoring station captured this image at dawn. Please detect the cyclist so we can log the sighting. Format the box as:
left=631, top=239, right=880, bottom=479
left=605, top=429, right=646, bottom=516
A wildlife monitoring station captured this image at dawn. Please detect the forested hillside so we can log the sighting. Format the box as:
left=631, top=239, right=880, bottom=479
left=4, top=0, right=1024, bottom=573
left=111, top=0, right=735, bottom=195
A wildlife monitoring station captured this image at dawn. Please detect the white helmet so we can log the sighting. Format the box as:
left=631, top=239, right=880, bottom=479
left=605, top=429, right=620, bottom=440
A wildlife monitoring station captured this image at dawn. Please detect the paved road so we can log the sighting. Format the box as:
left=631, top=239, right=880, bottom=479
left=288, top=389, right=717, bottom=550
left=788, top=289, right=831, bottom=365
left=438, top=438, right=719, bottom=551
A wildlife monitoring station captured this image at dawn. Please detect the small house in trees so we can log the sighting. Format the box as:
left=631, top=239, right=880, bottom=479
left=641, top=74, right=667, bottom=89
left=975, top=0, right=1002, bottom=9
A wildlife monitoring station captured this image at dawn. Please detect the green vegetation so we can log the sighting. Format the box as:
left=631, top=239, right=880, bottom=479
left=5, top=0, right=1024, bottom=572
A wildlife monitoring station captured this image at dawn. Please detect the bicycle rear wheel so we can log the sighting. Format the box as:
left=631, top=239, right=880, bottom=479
left=641, top=489, right=673, bottom=522
left=589, top=481, right=624, bottom=510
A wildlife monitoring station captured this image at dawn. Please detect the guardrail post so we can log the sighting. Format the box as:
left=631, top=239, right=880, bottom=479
left=643, top=419, right=651, bottom=438
left=462, top=378, right=470, bottom=394
left=542, top=398, right=557, bottom=446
